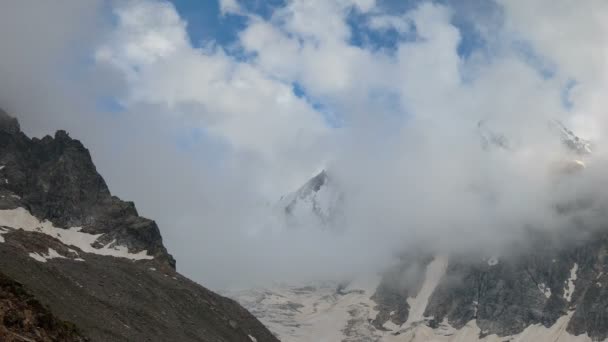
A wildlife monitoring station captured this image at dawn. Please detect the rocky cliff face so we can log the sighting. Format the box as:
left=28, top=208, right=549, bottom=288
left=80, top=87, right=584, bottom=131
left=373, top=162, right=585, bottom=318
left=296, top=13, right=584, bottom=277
left=0, top=109, right=174, bottom=269
left=0, top=110, right=278, bottom=342
left=232, top=232, right=608, bottom=341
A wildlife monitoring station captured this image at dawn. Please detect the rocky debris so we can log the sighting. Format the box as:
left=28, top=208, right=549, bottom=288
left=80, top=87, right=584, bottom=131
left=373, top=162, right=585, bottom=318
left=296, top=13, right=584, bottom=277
left=0, top=238, right=279, bottom=341
left=0, top=271, right=87, bottom=342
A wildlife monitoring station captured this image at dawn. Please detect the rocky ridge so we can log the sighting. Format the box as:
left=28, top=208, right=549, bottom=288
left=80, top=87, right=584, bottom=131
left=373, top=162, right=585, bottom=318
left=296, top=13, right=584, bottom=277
left=0, top=109, right=278, bottom=342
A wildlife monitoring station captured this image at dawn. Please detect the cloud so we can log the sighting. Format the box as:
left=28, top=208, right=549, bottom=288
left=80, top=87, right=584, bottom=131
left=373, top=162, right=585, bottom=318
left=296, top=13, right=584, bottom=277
left=219, top=0, right=242, bottom=15
left=2, top=0, right=608, bottom=289
left=97, top=1, right=331, bottom=195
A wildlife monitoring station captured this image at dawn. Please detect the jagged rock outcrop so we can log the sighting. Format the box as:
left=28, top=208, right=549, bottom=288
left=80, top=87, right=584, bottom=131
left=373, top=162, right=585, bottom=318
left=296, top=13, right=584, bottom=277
left=0, top=110, right=279, bottom=342
left=419, top=228, right=608, bottom=340
left=0, top=109, right=174, bottom=269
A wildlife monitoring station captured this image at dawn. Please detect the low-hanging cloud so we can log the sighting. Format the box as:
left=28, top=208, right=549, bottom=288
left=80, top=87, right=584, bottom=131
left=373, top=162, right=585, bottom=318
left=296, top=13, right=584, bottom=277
left=2, top=0, right=608, bottom=290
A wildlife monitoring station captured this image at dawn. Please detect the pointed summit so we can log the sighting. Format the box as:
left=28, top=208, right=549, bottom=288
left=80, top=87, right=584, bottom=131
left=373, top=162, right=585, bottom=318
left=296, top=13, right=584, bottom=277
left=0, top=108, right=20, bottom=134
left=279, top=169, right=343, bottom=229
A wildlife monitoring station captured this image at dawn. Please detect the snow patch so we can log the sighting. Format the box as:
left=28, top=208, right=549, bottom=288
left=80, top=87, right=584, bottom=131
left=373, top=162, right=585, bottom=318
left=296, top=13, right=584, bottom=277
left=405, top=256, right=448, bottom=326
left=487, top=257, right=498, bottom=266
left=0, top=208, right=153, bottom=261
left=28, top=248, right=66, bottom=263
left=538, top=283, right=551, bottom=298
left=563, top=263, right=578, bottom=302
left=248, top=334, right=257, bottom=342
left=383, top=320, right=401, bottom=331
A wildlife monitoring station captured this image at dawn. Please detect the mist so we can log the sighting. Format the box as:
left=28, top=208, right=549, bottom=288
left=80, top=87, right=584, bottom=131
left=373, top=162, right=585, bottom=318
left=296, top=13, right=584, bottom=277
left=1, top=0, right=608, bottom=290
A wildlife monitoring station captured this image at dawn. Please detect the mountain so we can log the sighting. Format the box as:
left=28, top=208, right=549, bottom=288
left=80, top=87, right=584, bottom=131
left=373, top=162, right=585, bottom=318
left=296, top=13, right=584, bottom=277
left=277, top=170, right=343, bottom=229
left=478, top=118, right=592, bottom=154
left=0, top=109, right=278, bottom=342
left=230, top=121, right=608, bottom=341
left=550, top=119, right=593, bottom=155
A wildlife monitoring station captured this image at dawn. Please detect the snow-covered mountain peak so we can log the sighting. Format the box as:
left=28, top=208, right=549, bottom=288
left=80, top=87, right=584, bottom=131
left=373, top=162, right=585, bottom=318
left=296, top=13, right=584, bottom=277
left=549, top=119, right=593, bottom=155
left=277, top=169, right=343, bottom=229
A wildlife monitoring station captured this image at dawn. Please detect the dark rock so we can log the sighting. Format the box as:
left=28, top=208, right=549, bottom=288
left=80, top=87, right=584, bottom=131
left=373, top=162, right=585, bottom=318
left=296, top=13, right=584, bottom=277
left=0, top=114, right=175, bottom=269
left=0, top=237, right=278, bottom=342
left=0, top=112, right=279, bottom=341
left=372, top=252, right=433, bottom=328
left=0, top=109, right=20, bottom=135
left=418, top=228, right=608, bottom=339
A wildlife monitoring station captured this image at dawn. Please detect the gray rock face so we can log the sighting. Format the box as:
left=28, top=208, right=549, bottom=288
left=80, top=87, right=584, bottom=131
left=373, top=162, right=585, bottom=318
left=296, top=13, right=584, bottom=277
left=371, top=227, right=608, bottom=340
left=0, top=113, right=174, bottom=269
left=0, top=111, right=279, bottom=342
left=372, top=253, right=433, bottom=328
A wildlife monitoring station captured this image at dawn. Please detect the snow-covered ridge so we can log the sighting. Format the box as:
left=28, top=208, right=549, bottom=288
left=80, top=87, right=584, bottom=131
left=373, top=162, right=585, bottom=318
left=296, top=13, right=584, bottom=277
left=231, top=257, right=597, bottom=342
left=0, top=207, right=153, bottom=261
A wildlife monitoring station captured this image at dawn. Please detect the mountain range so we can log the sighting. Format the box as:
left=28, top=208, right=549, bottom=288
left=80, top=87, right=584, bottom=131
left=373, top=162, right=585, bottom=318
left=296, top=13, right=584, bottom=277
left=229, top=120, right=608, bottom=342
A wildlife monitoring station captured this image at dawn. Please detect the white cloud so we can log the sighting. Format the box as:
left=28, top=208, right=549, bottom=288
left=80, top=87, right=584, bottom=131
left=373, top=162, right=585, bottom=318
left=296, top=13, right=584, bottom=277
left=499, top=0, right=608, bottom=141
left=4, top=0, right=608, bottom=288
left=367, top=14, right=412, bottom=34
left=95, top=0, right=608, bottom=288
left=96, top=0, right=331, bottom=196
left=219, top=0, right=242, bottom=15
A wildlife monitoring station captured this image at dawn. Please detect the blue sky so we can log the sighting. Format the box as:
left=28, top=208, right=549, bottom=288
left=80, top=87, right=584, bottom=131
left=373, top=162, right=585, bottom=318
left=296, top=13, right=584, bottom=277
left=164, top=0, right=508, bottom=136
left=170, top=0, right=497, bottom=58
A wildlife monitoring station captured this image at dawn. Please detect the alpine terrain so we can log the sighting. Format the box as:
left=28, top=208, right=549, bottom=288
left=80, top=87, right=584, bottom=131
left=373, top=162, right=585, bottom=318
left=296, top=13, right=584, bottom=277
left=0, top=109, right=278, bottom=342
left=229, top=121, right=608, bottom=342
